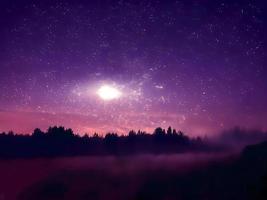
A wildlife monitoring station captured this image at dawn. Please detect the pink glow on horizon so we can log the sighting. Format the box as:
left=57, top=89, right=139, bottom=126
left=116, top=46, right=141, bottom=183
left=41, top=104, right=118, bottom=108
left=0, top=110, right=266, bottom=136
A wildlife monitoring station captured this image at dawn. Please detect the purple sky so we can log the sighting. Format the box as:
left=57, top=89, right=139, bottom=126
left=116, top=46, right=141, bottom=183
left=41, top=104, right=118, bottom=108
left=0, top=0, right=266, bottom=136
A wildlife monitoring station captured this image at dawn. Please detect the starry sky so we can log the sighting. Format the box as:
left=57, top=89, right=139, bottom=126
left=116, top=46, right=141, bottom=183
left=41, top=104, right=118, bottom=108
left=0, top=0, right=266, bottom=135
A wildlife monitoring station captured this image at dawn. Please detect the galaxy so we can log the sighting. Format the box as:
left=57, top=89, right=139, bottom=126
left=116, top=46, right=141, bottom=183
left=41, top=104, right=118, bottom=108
left=0, top=0, right=266, bottom=135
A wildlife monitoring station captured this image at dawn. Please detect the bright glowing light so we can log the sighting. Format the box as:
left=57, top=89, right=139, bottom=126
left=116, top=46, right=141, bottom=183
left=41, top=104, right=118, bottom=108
left=97, top=85, right=122, bottom=100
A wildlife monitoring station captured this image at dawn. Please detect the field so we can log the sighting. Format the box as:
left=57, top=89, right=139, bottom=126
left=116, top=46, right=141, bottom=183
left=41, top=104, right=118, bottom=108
left=0, top=153, right=234, bottom=200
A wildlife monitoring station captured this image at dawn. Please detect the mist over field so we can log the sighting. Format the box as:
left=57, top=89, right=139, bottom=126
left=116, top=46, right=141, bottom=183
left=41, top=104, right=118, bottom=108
left=0, top=152, right=235, bottom=200
left=0, top=128, right=267, bottom=200
left=0, top=127, right=267, bottom=199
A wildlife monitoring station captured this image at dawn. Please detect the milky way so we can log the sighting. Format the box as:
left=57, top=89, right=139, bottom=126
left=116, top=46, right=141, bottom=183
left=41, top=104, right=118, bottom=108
left=0, top=0, right=266, bottom=135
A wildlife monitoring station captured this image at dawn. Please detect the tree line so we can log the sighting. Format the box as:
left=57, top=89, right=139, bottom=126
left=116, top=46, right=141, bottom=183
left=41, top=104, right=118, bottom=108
left=0, top=126, right=219, bottom=158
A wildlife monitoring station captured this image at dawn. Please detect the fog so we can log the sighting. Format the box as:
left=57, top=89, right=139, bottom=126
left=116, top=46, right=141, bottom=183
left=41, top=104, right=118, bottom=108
left=0, top=152, right=236, bottom=200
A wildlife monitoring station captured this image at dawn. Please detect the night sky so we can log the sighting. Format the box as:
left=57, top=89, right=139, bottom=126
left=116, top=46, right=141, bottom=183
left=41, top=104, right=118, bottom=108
left=0, top=0, right=266, bottom=135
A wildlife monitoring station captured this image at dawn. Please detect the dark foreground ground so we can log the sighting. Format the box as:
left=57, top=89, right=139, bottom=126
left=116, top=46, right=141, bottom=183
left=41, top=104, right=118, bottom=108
left=1, top=141, right=267, bottom=200
left=0, top=153, right=232, bottom=200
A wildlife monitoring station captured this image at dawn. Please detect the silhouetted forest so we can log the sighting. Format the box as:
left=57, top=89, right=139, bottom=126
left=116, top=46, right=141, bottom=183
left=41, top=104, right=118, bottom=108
left=0, top=126, right=219, bottom=158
